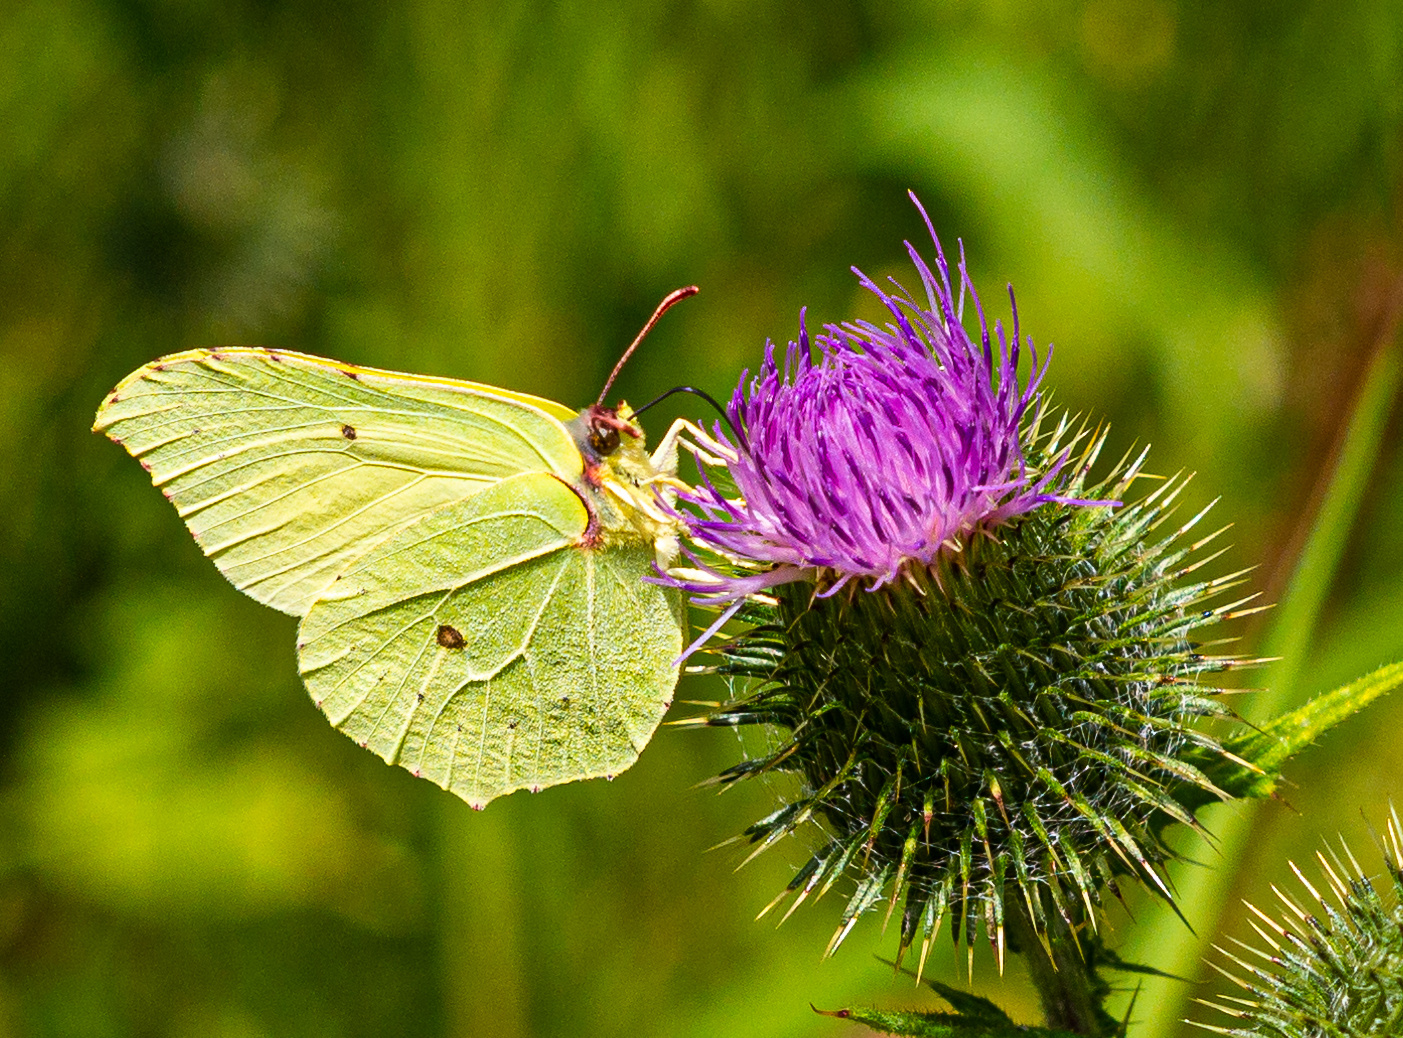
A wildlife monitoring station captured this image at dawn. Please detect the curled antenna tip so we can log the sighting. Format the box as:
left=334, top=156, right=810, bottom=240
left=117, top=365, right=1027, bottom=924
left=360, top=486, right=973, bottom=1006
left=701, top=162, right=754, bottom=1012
left=597, top=286, right=699, bottom=405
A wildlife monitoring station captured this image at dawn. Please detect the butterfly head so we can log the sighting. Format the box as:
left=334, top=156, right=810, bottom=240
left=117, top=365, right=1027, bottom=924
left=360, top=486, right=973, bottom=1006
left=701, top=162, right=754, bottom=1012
left=570, top=284, right=697, bottom=560
left=568, top=403, right=680, bottom=561
left=577, top=403, right=639, bottom=461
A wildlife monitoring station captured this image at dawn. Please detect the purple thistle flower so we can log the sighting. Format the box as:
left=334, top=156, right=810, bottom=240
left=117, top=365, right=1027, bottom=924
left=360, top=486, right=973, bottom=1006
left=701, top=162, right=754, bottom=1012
left=669, top=194, right=1109, bottom=606
left=666, top=196, right=1258, bottom=982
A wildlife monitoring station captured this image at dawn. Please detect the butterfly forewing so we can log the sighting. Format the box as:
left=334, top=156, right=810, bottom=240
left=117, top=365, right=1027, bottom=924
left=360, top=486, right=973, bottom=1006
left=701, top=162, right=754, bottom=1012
left=93, top=348, right=584, bottom=616
left=297, top=472, right=683, bottom=808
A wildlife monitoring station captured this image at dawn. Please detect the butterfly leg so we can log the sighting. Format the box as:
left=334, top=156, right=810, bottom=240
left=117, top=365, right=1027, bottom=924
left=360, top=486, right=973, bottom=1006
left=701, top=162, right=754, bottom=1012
left=650, top=417, right=732, bottom=473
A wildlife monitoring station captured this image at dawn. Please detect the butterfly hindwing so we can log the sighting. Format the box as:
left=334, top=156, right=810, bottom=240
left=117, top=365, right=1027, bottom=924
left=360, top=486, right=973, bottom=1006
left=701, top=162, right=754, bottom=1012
left=93, top=348, right=584, bottom=616
left=297, top=471, right=684, bottom=807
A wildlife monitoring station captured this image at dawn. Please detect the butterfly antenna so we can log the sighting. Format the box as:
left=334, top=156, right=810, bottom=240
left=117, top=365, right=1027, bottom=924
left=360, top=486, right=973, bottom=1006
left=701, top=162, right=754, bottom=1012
left=632, top=385, right=748, bottom=450
left=597, top=285, right=699, bottom=406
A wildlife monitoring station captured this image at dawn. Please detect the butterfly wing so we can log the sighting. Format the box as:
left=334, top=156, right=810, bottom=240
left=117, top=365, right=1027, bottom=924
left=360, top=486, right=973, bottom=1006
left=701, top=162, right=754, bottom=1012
left=297, top=471, right=684, bottom=807
left=93, top=348, right=583, bottom=616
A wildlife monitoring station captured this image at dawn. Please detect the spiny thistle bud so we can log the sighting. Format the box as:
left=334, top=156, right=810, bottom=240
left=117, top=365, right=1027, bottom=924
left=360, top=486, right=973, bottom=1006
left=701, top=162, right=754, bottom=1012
left=1198, top=807, right=1403, bottom=1037
left=664, top=194, right=1260, bottom=970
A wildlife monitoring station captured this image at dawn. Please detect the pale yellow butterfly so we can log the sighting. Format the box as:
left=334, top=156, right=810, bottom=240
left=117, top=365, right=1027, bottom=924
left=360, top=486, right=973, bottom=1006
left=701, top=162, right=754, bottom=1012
left=94, top=290, right=696, bottom=808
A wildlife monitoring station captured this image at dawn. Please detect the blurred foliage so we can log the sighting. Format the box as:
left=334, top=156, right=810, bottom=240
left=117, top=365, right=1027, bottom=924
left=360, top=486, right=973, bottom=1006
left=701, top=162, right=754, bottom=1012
left=1, top=1, right=1401, bottom=1036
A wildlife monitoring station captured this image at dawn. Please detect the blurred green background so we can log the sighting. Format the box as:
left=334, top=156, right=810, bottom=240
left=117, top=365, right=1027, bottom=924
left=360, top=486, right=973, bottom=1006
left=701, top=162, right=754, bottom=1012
left=3, top=1, right=1403, bottom=1035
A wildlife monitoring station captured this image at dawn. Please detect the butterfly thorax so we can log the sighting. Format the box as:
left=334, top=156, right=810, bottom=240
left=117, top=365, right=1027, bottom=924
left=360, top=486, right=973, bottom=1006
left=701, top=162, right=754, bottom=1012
left=568, top=404, right=681, bottom=563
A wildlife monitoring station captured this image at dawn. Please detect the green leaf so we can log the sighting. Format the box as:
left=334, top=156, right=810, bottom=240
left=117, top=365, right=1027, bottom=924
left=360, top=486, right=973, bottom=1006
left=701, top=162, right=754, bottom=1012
left=916, top=982, right=1009, bottom=1024
left=1170, top=660, right=1403, bottom=812
left=814, top=1004, right=1081, bottom=1038
left=874, top=958, right=1011, bottom=1023
left=1226, top=660, right=1403, bottom=791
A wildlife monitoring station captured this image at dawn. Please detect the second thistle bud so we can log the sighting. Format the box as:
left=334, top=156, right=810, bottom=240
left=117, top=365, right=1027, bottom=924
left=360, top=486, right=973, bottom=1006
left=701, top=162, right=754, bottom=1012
left=1202, top=807, right=1403, bottom=1037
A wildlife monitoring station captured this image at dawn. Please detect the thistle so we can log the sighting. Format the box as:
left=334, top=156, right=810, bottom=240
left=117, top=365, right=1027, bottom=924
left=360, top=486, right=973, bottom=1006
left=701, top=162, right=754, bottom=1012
left=664, top=195, right=1260, bottom=1001
left=1198, top=807, right=1403, bottom=1037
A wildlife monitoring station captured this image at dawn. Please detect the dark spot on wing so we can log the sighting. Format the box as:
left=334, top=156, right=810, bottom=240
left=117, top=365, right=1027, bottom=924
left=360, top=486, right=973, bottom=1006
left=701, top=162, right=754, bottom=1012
left=268, top=352, right=282, bottom=362
left=508, top=720, right=518, bottom=730
left=341, top=423, right=357, bottom=440
left=436, top=624, right=465, bottom=649
left=343, top=369, right=361, bottom=381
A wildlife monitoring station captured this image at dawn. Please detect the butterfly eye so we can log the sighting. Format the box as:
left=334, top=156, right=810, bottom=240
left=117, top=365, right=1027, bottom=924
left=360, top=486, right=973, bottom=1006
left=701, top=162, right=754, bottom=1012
left=589, top=423, right=621, bottom=456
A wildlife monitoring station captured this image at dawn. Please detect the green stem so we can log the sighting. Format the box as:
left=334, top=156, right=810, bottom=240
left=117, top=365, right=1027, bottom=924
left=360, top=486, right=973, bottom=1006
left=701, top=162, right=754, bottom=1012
left=1112, top=296, right=1403, bottom=1033
left=1006, top=902, right=1109, bottom=1036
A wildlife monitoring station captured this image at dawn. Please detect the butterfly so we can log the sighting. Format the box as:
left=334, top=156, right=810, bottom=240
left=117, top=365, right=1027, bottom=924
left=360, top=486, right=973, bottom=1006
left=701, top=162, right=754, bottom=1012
left=93, top=291, right=696, bottom=809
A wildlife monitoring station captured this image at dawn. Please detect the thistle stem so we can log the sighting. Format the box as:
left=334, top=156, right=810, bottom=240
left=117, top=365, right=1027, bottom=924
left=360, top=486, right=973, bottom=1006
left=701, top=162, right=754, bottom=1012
left=1005, top=901, right=1109, bottom=1036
